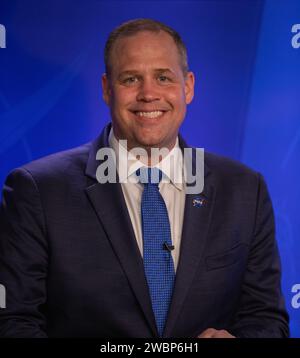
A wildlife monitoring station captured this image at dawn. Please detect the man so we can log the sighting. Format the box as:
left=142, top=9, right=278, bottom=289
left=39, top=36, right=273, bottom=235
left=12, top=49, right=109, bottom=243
left=0, top=19, right=289, bottom=338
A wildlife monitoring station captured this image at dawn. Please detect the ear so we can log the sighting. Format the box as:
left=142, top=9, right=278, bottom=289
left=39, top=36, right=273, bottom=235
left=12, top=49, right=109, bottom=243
left=184, top=71, right=195, bottom=105
left=101, top=73, right=111, bottom=105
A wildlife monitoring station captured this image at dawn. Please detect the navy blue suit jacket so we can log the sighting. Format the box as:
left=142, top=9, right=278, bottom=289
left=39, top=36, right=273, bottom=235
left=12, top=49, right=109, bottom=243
left=0, top=124, right=289, bottom=337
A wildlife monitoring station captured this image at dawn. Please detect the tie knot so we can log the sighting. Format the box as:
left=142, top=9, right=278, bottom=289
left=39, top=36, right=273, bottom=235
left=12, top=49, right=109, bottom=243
left=136, top=167, right=163, bottom=186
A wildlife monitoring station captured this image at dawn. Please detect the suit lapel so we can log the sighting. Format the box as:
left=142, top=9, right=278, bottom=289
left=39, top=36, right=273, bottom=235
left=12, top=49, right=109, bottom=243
left=163, top=147, right=216, bottom=337
left=85, top=124, right=158, bottom=336
left=84, top=124, right=216, bottom=337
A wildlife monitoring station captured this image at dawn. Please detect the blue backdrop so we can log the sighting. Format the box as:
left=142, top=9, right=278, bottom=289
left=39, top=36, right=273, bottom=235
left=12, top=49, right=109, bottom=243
left=0, top=0, right=299, bottom=337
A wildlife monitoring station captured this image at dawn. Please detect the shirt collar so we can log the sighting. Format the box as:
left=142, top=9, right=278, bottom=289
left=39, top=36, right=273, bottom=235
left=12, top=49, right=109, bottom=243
left=108, top=127, right=184, bottom=191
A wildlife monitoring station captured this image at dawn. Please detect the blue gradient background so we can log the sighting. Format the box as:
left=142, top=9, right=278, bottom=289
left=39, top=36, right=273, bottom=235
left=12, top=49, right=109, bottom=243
left=0, top=0, right=299, bottom=336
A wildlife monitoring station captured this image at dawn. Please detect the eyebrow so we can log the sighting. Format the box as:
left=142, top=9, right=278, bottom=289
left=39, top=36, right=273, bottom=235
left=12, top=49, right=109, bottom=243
left=154, top=68, right=175, bottom=74
left=118, top=68, right=176, bottom=78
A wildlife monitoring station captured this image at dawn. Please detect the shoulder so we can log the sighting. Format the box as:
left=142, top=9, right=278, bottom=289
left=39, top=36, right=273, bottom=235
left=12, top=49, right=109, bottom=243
left=204, top=151, right=263, bottom=192
left=6, top=142, right=92, bottom=188
left=205, top=151, right=258, bottom=177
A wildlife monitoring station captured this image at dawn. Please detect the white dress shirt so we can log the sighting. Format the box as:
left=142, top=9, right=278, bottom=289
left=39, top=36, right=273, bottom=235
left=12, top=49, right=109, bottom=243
left=109, top=128, right=186, bottom=271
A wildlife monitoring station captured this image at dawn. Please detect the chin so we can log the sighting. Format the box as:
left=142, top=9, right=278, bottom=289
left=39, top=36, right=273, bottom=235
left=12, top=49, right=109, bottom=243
left=136, top=136, right=165, bottom=149
left=135, top=130, right=168, bottom=147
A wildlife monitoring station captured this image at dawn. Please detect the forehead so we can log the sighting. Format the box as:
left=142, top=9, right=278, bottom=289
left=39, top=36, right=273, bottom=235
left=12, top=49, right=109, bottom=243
left=110, top=31, right=182, bottom=72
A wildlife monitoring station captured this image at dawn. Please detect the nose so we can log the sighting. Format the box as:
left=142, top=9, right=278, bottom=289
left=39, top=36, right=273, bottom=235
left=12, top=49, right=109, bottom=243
left=136, top=78, right=160, bottom=102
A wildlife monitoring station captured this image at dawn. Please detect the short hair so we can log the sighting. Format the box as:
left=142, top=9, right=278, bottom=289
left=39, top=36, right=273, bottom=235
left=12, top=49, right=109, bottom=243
left=104, top=18, right=189, bottom=77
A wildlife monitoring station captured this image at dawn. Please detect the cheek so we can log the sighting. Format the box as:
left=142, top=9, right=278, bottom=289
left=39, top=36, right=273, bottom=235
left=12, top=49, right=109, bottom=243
left=167, top=87, right=186, bottom=103
left=111, top=88, right=133, bottom=109
left=167, top=92, right=187, bottom=116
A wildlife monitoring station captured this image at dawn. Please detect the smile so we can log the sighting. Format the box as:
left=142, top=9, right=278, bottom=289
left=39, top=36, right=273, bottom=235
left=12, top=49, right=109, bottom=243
left=135, top=111, right=165, bottom=119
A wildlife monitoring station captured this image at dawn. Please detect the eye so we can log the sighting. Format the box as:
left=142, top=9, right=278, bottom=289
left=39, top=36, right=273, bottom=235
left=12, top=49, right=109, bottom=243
left=122, top=76, right=138, bottom=85
left=158, top=75, right=171, bottom=83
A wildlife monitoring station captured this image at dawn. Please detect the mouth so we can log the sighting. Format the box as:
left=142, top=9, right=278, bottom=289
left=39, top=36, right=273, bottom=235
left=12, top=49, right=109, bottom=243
left=132, top=110, right=166, bottom=119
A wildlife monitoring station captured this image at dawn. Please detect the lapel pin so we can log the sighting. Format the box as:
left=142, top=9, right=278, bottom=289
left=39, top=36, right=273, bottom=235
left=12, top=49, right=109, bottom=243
left=193, top=197, right=206, bottom=208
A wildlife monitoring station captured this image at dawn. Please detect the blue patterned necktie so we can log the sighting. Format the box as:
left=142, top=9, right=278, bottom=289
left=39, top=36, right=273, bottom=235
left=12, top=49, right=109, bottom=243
left=137, top=167, right=176, bottom=337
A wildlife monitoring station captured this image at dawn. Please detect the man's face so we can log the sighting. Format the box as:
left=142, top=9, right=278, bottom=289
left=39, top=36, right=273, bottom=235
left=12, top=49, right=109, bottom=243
left=102, top=30, right=195, bottom=151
